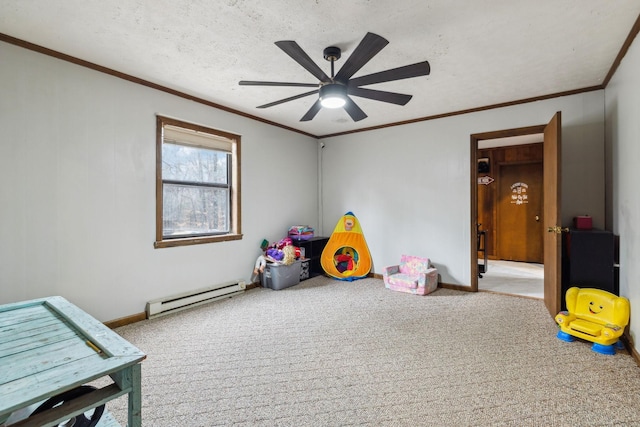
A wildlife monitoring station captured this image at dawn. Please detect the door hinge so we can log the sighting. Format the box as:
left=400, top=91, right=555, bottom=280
left=547, top=226, right=569, bottom=234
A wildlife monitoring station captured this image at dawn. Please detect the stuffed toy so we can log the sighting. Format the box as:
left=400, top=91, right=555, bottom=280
left=266, top=247, right=284, bottom=261
left=281, top=245, right=296, bottom=266
left=253, top=255, right=267, bottom=275
left=251, top=239, right=270, bottom=282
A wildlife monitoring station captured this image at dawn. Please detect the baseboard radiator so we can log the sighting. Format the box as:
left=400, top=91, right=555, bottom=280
left=146, top=280, right=246, bottom=319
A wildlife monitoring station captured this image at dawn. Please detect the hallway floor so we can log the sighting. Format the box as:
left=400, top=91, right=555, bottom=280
left=478, top=260, right=543, bottom=299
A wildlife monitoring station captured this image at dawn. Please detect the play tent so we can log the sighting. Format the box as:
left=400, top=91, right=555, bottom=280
left=320, top=211, right=372, bottom=280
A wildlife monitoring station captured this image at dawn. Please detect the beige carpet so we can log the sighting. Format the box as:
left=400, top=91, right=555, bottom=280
left=101, top=276, right=640, bottom=426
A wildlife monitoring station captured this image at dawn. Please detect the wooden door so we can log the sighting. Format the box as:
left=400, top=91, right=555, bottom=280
left=543, top=112, right=562, bottom=317
left=497, top=162, right=543, bottom=262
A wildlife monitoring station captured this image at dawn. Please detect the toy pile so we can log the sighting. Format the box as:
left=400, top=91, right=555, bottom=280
left=251, top=237, right=303, bottom=282
left=265, top=237, right=301, bottom=265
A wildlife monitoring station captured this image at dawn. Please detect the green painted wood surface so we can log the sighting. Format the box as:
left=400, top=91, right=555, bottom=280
left=0, top=296, right=144, bottom=427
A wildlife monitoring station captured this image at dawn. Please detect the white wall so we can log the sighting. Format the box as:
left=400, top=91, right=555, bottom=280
left=0, top=42, right=319, bottom=321
left=2, top=37, right=626, bottom=347
left=605, top=35, right=640, bottom=347
left=322, top=91, right=606, bottom=286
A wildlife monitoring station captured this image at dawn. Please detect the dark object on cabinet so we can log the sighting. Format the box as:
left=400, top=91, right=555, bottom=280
left=562, top=228, right=616, bottom=310
left=477, top=225, right=488, bottom=278
left=478, top=158, right=490, bottom=173
left=292, top=236, right=329, bottom=278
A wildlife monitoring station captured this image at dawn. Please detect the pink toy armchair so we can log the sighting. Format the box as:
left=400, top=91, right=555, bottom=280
left=383, top=255, right=438, bottom=295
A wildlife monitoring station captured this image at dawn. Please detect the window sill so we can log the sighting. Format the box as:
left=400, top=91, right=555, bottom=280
left=154, top=233, right=243, bottom=249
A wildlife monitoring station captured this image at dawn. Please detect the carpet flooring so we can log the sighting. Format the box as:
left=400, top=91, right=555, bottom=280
left=101, top=276, right=640, bottom=426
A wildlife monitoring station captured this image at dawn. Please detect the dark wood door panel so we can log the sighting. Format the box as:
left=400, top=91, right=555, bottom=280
left=497, top=162, right=543, bottom=262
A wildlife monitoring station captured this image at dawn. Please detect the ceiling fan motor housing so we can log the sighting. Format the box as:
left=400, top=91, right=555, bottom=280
left=319, top=83, right=347, bottom=108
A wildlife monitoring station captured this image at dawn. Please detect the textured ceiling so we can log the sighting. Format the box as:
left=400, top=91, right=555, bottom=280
left=1, top=1, right=639, bottom=137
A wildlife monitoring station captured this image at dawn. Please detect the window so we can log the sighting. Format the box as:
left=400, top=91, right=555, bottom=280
left=155, top=116, right=241, bottom=248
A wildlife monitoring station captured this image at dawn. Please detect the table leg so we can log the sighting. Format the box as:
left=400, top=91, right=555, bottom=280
left=128, top=363, right=142, bottom=427
left=111, top=363, right=142, bottom=427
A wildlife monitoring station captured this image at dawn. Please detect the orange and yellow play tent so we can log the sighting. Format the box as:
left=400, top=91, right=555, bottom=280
left=320, top=211, right=372, bottom=280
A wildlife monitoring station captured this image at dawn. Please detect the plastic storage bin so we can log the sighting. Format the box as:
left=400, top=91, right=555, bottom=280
left=261, top=260, right=302, bottom=290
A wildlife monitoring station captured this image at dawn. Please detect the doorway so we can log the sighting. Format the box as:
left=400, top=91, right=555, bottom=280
left=476, top=140, right=544, bottom=298
left=470, top=113, right=562, bottom=316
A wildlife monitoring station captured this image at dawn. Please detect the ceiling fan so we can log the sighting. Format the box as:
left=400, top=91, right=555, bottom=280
left=239, top=32, right=431, bottom=122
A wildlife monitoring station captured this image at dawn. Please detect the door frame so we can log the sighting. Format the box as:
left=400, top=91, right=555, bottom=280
left=470, top=124, right=547, bottom=292
left=471, top=114, right=561, bottom=318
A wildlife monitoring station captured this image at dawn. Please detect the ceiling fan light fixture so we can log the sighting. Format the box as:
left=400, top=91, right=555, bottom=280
left=319, top=83, right=346, bottom=108
left=240, top=33, right=430, bottom=121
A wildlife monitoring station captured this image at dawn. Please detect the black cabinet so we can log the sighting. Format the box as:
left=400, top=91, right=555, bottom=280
left=292, top=236, right=329, bottom=278
left=562, top=228, right=616, bottom=308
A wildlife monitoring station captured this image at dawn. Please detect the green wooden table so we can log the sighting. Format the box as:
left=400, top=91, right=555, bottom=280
left=0, top=296, right=145, bottom=427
